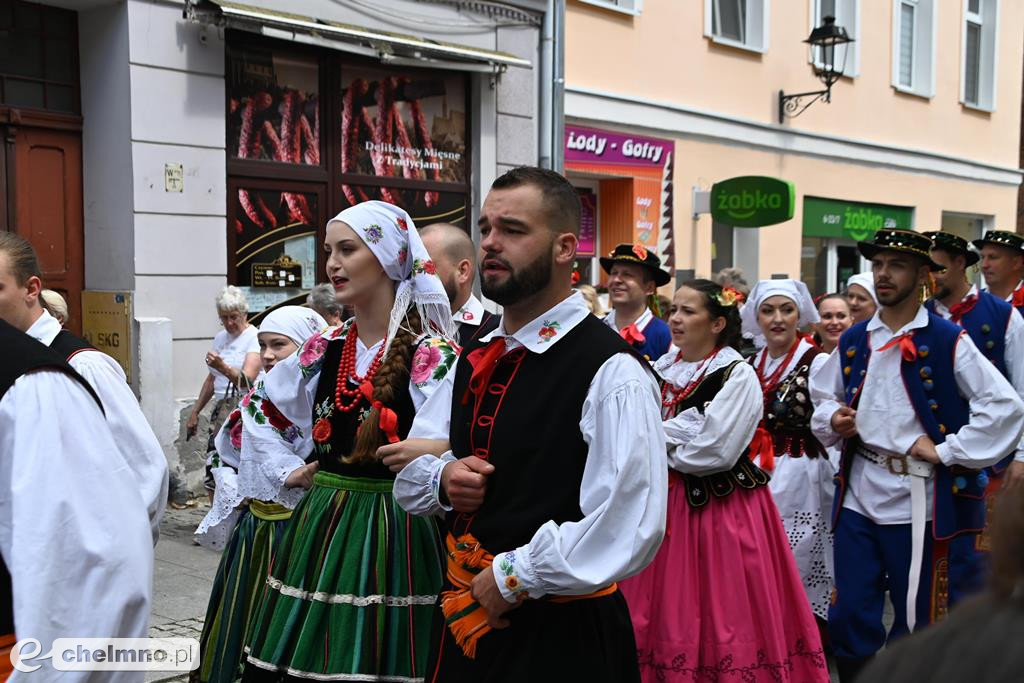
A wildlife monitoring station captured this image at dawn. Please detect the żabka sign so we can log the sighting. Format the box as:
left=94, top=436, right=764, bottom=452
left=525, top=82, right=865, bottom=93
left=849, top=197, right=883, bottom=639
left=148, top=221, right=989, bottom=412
left=710, top=176, right=795, bottom=227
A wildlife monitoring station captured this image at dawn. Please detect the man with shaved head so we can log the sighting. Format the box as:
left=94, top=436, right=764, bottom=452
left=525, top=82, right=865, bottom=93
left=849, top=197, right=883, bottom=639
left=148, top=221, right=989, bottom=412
left=420, top=221, right=498, bottom=346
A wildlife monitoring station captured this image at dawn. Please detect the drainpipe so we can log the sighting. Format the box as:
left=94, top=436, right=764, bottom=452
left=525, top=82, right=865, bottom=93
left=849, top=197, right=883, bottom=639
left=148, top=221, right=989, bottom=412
left=539, top=0, right=565, bottom=172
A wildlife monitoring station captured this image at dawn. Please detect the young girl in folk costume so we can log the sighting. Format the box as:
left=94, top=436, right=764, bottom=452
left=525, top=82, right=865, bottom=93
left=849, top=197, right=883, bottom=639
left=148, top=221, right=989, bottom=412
left=620, top=280, right=827, bottom=683
left=192, top=306, right=326, bottom=683
left=741, top=279, right=835, bottom=624
left=240, top=201, right=457, bottom=682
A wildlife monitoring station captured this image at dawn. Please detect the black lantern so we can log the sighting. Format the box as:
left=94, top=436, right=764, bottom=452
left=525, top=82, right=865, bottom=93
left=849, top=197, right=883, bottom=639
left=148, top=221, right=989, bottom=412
left=778, top=16, right=854, bottom=123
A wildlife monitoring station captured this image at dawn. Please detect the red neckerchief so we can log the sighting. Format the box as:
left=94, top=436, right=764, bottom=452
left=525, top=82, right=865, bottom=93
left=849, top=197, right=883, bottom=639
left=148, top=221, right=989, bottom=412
left=878, top=331, right=918, bottom=362
left=1012, top=285, right=1024, bottom=308
left=620, top=322, right=646, bottom=346
left=461, top=338, right=508, bottom=407
left=948, top=294, right=978, bottom=324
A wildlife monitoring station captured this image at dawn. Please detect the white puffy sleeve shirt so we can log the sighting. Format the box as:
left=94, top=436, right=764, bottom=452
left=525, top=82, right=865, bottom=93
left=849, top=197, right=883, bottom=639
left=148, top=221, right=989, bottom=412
left=26, top=310, right=168, bottom=544
left=394, top=292, right=668, bottom=601
left=0, top=371, right=153, bottom=681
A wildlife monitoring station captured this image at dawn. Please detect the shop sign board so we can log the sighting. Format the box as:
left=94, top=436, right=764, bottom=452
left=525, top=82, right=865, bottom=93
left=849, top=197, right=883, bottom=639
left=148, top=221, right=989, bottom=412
left=82, top=291, right=132, bottom=384
left=803, top=197, right=914, bottom=241
left=710, top=176, right=795, bottom=227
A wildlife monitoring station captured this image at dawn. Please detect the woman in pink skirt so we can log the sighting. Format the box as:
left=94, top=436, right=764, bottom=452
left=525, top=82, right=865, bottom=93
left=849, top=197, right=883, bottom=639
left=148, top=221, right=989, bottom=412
left=620, top=279, right=828, bottom=683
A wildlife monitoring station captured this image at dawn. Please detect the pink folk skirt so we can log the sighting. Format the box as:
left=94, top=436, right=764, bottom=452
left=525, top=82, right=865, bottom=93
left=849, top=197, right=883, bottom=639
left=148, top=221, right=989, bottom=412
left=620, top=473, right=829, bottom=683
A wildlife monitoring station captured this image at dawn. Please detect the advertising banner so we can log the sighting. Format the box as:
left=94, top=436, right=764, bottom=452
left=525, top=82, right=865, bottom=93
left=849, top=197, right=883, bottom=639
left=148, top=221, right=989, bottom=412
left=564, top=125, right=675, bottom=269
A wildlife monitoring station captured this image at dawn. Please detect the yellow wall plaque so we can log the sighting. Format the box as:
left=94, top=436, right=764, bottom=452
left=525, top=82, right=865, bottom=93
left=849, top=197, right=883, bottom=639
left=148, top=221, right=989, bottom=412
left=81, top=291, right=133, bottom=384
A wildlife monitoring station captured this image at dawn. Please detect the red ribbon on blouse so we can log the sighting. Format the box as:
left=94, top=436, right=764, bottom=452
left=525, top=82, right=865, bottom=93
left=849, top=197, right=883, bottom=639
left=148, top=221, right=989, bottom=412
left=747, top=426, right=776, bottom=473
left=360, top=381, right=399, bottom=444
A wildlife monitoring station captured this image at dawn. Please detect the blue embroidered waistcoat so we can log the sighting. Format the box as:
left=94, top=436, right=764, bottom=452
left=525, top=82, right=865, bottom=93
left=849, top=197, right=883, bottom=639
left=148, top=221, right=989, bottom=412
left=836, top=313, right=986, bottom=540
left=926, top=291, right=1014, bottom=475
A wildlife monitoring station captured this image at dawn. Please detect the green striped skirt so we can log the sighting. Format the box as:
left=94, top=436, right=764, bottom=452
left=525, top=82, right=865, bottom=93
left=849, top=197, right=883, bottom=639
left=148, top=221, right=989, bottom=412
left=242, top=472, right=444, bottom=682
left=194, top=500, right=292, bottom=683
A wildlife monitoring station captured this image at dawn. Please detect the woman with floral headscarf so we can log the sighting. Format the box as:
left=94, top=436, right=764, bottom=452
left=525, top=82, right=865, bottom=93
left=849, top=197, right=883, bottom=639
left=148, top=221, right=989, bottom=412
left=239, top=201, right=458, bottom=682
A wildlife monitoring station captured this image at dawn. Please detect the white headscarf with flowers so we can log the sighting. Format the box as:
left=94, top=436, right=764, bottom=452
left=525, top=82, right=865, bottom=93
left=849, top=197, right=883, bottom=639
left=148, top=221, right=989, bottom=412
left=327, top=201, right=456, bottom=355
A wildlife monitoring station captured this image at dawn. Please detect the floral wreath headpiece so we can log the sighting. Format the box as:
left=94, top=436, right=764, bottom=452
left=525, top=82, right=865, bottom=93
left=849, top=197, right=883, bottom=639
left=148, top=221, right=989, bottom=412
left=713, top=286, right=745, bottom=308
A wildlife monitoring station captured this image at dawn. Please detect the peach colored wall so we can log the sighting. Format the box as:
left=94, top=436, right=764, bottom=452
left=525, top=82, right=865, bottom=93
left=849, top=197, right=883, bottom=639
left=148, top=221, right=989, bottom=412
left=567, top=0, right=1024, bottom=168
left=672, top=137, right=1018, bottom=280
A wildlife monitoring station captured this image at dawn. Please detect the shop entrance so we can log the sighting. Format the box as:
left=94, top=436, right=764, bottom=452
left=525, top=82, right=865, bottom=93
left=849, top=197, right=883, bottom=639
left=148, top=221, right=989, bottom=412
left=0, top=1, right=84, bottom=332
left=1, top=123, right=85, bottom=332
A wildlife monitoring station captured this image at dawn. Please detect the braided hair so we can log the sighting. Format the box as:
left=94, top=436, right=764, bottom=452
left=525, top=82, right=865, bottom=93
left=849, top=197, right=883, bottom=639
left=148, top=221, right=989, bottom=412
left=345, top=306, right=423, bottom=465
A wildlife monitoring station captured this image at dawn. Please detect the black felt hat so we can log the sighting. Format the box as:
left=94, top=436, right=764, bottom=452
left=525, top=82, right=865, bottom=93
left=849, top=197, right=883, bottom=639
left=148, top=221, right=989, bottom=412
left=923, top=231, right=980, bottom=267
left=972, top=230, right=1024, bottom=254
left=599, top=243, right=671, bottom=287
left=857, top=229, right=944, bottom=272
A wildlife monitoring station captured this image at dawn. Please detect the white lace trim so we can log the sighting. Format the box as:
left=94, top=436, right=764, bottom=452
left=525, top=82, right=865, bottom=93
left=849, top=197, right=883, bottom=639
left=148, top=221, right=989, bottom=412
left=655, top=346, right=744, bottom=388
left=194, top=467, right=244, bottom=551
left=244, top=651, right=424, bottom=682
left=266, top=577, right=436, bottom=607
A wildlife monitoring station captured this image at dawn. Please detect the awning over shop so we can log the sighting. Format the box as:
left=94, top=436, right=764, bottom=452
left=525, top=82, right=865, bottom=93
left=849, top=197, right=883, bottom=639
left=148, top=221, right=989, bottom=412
left=184, top=0, right=532, bottom=73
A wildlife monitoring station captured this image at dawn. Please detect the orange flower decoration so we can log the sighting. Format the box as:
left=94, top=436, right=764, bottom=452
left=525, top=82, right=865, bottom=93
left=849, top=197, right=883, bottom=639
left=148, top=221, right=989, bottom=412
left=714, top=286, right=745, bottom=308
left=632, top=244, right=649, bottom=261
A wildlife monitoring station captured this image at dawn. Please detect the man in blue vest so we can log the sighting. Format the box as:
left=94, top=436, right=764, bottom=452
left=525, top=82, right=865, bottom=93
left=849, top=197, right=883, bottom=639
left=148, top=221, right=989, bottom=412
left=810, top=228, right=1024, bottom=683
left=973, top=230, right=1024, bottom=315
left=600, top=243, right=672, bottom=361
left=925, top=231, right=1024, bottom=605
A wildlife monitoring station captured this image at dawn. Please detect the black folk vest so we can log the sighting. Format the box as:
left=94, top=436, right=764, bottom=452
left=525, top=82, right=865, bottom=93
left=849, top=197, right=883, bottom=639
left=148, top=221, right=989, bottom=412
left=666, top=360, right=770, bottom=508
left=446, top=314, right=637, bottom=552
left=310, top=335, right=418, bottom=479
left=49, top=329, right=99, bottom=364
left=456, top=310, right=500, bottom=348
left=0, top=320, right=102, bottom=636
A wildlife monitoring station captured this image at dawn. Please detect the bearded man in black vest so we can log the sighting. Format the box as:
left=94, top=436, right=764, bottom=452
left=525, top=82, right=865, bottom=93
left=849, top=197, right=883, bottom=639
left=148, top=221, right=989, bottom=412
left=395, top=166, right=667, bottom=682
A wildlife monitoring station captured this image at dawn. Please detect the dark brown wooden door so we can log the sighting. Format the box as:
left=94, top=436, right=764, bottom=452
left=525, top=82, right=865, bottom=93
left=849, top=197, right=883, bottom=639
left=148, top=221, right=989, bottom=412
left=9, top=124, right=84, bottom=333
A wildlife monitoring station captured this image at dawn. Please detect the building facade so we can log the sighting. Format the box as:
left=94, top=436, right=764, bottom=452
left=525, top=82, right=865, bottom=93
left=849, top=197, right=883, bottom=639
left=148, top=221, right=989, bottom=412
left=1, top=0, right=548, bottom=488
left=565, top=0, right=1023, bottom=294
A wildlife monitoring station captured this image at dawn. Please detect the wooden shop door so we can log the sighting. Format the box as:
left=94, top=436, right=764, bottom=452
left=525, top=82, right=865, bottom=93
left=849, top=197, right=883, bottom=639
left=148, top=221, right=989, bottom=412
left=1, top=123, right=85, bottom=334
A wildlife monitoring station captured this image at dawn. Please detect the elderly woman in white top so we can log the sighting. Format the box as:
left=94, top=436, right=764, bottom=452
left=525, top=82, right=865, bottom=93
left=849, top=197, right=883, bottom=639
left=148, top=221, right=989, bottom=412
left=186, top=287, right=262, bottom=480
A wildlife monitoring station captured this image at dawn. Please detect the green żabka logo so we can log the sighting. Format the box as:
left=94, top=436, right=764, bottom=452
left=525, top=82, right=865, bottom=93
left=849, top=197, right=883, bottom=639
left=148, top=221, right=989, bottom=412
left=710, top=176, right=795, bottom=227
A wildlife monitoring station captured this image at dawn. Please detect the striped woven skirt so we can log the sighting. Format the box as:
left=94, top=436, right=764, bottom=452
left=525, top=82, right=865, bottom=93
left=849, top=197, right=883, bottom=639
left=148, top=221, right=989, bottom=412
left=194, top=500, right=293, bottom=683
left=241, top=472, right=444, bottom=682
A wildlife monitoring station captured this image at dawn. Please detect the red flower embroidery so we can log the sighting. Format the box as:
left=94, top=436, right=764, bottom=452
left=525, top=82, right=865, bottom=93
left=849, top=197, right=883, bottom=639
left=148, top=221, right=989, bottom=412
left=539, top=326, right=557, bottom=340
left=260, top=398, right=291, bottom=431
left=396, top=217, right=408, bottom=231
left=229, top=418, right=243, bottom=450
left=632, top=244, right=649, bottom=261
left=424, top=260, right=436, bottom=275
left=312, top=418, right=332, bottom=444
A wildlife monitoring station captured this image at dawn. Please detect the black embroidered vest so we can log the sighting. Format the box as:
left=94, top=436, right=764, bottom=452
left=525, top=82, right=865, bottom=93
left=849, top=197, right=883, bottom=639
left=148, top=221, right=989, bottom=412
left=456, top=310, right=500, bottom=348
left=753, top=347, right=826, bottom=459
left=310, top=336, right=418, bottom=479
left=0, top=320, right=103, bottom=636
left=666, top=361, right=770, bottom=508
left=446, top=315, right=635, bottom=552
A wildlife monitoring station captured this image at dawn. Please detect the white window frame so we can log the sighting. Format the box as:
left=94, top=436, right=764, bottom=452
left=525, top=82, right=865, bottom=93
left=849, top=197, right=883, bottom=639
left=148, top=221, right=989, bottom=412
left=808, top=0, right=860, bottom=78
left=577, top=0, right=643, bottom=16
left=704, top=0, right=771, bottom=54
left=960, top=0, right=999, bottom=111
left=891, top=0, right=937, bottom=97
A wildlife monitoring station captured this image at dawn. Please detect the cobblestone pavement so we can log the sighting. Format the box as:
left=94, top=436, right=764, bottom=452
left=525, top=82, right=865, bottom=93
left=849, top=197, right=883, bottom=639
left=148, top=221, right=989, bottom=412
left=146, top=504, right=218, bottom=682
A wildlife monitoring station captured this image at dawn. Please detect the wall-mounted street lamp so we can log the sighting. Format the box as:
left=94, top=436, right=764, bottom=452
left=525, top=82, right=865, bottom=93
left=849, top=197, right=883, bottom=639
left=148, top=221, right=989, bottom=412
left=778, top=16, right=854, bottom=124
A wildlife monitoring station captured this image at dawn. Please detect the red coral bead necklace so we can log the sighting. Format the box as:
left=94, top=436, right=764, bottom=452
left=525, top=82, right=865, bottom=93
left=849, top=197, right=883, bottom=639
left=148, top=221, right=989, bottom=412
left=334, top=323, right=387, bottom=412
left=662, top=347, right=721, bottom=408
